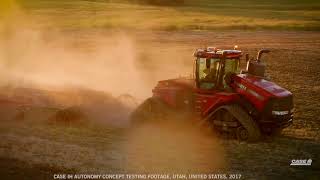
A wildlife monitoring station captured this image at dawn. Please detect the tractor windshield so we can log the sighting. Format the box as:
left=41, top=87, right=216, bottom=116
left=197, top=58, right=220, bottom=89
left=196, top=58, right=240, bottom=89
left=225, top=58, right=240, bottom=74
left=223, top=58, right=240, bottom=88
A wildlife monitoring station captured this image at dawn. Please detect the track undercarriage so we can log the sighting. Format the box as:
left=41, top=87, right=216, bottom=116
left=130, top=97, right=264, bottom=142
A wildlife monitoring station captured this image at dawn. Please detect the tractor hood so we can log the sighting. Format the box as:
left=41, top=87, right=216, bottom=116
left=232, top=74, right=293, bottom=111
left=235, top=74, right=292, bottom=98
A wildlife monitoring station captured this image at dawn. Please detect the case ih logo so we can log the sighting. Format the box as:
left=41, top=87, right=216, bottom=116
left=236, top=82, right=264, bottom=100
left=290, top=159, right=312, bottom=166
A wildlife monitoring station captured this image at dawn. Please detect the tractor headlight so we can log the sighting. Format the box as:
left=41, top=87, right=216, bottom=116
left=272, top=110, right=289, bottom=116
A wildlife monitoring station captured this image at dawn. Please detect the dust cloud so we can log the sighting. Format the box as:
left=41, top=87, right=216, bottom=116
left=0, top=2, right=141, bottom=98
left=0, top=24, right=149, bottom=100
left=0, top=1, right=226, bottom=173
left=124, top=121, right=226, bottom=173
left=0, top=0, right=193, bottom=125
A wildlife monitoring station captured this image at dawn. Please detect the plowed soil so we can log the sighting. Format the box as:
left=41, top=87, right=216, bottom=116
left=0, top=31, right=319, bottom=180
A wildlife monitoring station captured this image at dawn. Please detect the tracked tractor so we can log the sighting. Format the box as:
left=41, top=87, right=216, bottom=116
left=131, top=47, right=293, bottom=141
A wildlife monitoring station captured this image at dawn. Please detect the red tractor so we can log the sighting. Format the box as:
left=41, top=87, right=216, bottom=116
left=131, top=47, right=293, bottom=141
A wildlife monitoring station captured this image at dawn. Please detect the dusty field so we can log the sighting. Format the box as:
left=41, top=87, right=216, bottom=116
left=0, top=31, right=320, bottom=180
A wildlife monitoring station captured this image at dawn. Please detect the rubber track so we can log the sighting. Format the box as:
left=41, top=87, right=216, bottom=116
left=206, top=104, right=261, bottom=142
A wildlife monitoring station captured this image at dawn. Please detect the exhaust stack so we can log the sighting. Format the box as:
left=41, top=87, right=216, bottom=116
left=246, top=49, right=271, bottom=77
left=257, top=49, right=270, bottom=62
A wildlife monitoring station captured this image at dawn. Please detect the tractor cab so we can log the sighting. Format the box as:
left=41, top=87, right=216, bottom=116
left=193, top=47, right=242, bottom=90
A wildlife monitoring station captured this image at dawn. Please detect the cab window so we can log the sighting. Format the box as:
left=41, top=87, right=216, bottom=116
left=223, top=59, right=240, bottom=88
left=197, top=58, right=220, bottom=89
left=224, top=59, right=239, bottom=74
